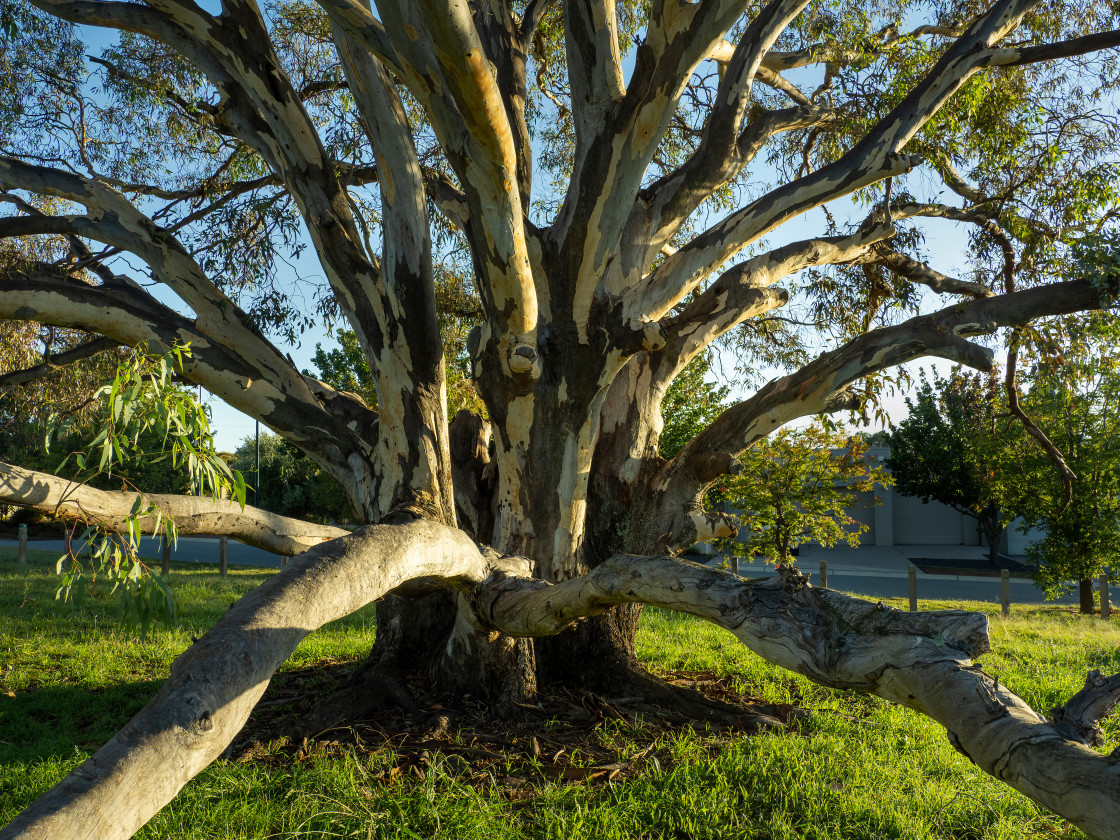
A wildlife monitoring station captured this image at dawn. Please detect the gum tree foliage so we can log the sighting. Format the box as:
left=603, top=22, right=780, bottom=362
left=886, top=367, right=1015, bottom=566
left=2, top=0, right=1120, bottom=837
left=719, top=422, right=892, bottom=564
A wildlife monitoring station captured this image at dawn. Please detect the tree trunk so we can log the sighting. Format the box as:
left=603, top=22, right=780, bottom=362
left=1080, top=577, right=1096, bottom=615
left=535, top=604, right=643, bottom=691
left=979, top=510, right=1002, bottom=567
left=372, top=592, right=537, bottom=708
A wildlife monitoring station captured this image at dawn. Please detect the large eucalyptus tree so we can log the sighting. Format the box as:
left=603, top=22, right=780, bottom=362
left=2, top=0, right=1120, bottom=836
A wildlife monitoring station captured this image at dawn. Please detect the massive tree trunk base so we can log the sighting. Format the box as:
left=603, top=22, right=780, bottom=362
left=536, top=605, right=785, bottom=730
left=5, top=524, right=1120, bottom=840
left=293, top=590, right=538, bottom=736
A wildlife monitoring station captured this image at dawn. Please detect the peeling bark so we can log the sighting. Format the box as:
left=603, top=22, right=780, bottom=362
left=6, top=0, right=1120, bottom=835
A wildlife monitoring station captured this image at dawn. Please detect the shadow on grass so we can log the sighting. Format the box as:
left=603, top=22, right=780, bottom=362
left=0, top=678, right=163, bottom=766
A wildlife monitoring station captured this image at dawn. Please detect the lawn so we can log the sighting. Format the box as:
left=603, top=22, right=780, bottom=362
left=1, top=545, right=1117, bottom=839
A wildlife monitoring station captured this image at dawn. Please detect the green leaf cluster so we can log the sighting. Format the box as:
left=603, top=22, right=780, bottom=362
left=44, top=343, right=245, bottom=632
left=715, top=423, right=893, bottom=564
left=886, top=367, right=1016, bottom=560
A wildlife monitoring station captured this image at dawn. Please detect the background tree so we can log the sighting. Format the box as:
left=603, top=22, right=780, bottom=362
left=228, top=432, right=354, bottom=523
left=1005, top=313, right=1120, bottom=614
left=886, top=367, right=1015, bottom=565
left=1, top=0, right=1120, bottom=837
left=657, top=354, right=730, bottom=459
left=720, top=423, right=892, bottom=564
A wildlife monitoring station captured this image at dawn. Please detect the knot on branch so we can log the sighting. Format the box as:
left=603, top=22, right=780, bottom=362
left=508, top=342, right=540, bottom=378
left=689, top=509, right=740, bottom=541
left=1050, top=669, right=1120, bottom=747
left=776, top=563, right=809, bottom=592
left=691, top=451, right=744, bottom=483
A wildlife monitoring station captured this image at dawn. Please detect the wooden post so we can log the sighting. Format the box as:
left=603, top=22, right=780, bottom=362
left=17, top=523, right=27, bottom=564
left=219, top=537, right=228, bottom=577
left=1001, top=569, right=1011, bottom=618
left=161, top=541, right=171, bottom=575
left=730, top=555, right=738, bottom=576
left=1101, top=569, right=1110, bottom=620
left=819, top=560, right=828, bottom=589
left=280, top=556, right=288, bottom=570
left=908, top=565, right=917, bottom=613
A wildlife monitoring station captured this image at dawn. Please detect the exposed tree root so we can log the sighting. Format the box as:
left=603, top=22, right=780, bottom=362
left=228, top=658, right=791, bottom=794
left=608, top=666, right=787, bottom=731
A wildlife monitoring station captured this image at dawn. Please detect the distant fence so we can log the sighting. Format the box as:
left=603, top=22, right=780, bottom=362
left=815, top=559, right=1113, bottom=619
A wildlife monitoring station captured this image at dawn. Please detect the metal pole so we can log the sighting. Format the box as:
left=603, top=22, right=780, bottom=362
left=254, top=420, right=260, bottom=507
left=219, top=536, right=228, bottom=577
left=1001, top=569, right=1011, bottom=618
left=17, top=523, right=27, bottom=564
left=908, top=565, right=917, bottom=613
left=1101, top=569, right=1110, bottom=620
left=819, top=560, right=827, bottom=589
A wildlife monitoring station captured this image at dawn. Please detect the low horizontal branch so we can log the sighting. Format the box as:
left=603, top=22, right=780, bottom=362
left=476, top=558, right=1120, bottom=837
left=0, top=519, right=484, bottom=840
left=0, top=462, right=345, bottom=556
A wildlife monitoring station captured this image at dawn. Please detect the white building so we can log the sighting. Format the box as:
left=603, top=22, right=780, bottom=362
left=839, top=446, right=1039, bottom=554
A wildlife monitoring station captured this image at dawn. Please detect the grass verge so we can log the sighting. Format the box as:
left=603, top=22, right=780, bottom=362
left=1, top=547, right=1117, bottom=839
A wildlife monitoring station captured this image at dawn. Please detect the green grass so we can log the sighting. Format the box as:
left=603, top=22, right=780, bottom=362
left=1, top=547, right=1117, bottom=839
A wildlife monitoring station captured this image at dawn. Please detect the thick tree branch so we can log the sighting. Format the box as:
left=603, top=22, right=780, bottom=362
left=655, top=277, right=1117, bottom=548
left=473, top=1, right=535, bottom=198
left=0, top=272, right=375, bottom=478
left=1051, top=670, right=1120, bottom=748
left=0, top=462, right=345, bottom=556
left=479, top=560, right=1120, bottom=839
left=33, top=0, right=393, bottom=368
left=564, top=0, right=626, bottom=150
left=332, top=25, right=456, bottom=524
left=0, top=336, right=117, bottom=389
left=986, top=29, right=1120, bottom=66
left=554, top=0, right=753, bottom=327
left=0, top=520, right=486, bottom=840
left=365, top=0, right=538, bottom=346
left=625, top=104, right=832, bottom=281
left=865, top=246, right=996, bottom=297
left=661, top=223, right=897, bottom=366
left=313, top=0, right=408, bottom=78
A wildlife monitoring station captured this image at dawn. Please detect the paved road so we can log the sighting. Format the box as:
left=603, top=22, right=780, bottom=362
left=3, top=536, right=1081, bottom=607
left=0, top=535, right=284, bottom=569
left=706, top=542, right=1079, bottom=607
